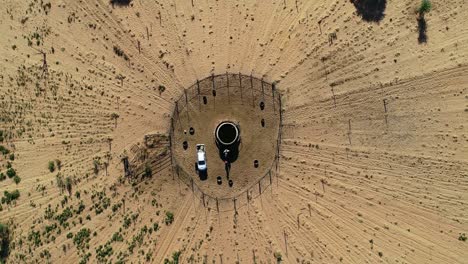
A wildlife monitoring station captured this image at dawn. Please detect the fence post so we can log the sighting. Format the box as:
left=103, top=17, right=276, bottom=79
left=272, top=83, right=276, bottom=113
left=197, top=79, right=201, bottom=110
left=261, top=78, right=264, bottom=100
left=226, top=72, right=230, bottom=104
left=216, top=198, right=219, bottom=212
left=251, top=74, right=254, bottom=108
left=233, top=198, right=237, bottom=214
left=239, top=72, right=243, bottom=103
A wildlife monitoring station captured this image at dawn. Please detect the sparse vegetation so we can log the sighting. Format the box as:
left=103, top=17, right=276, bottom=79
left=164, top=251, right=181, bottom=264
left=165, top=211, right=174, bottom=225
left=418, top=0, right=432, bottom=15
left=274, top=251, right=282, bottom=263
left=48, top=161, right=55, bottom=173
left=73, top=228, right=91, bottom=251
left=459, top=233, right=467, bottom=242
left=158, top=85, right=166, bottom=95
left=1, top=190, right=20, bottom=205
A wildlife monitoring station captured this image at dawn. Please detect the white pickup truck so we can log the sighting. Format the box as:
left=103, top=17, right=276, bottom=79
left=196, top=144, right=207, bottom=171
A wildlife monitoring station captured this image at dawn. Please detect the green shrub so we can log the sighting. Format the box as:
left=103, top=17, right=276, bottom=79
left=0, top=173, right=5, bottom=181
left=48, top=161, right=55, bottom=173
left=419, top=0, right=431, bottom=15
left=459, top=233, right=467, bottom=242
left=2, top=190, right=20, bottom=204
left=8, top=154, right=14, bottom=161
left=144, top=164, right=152, bottom=178
left=274, top=252, right=282, bottom=263
left=13, top=175, right=21, bottom=185
left=0, top=146, right=9, bottom=155
left=73, top=228, right=91, bottom=250
left=165, top=211, right=174, bottom=225
left=6, top=168, right=15, bottom=178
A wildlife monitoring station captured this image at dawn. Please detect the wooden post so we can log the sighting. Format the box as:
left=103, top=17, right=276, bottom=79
left=272, top=83, right=276, bottom=113
left=197, top=80, right=201, bottom=110
left=233, top=198, right=237, bottom=214
left=261, top=78, right=264, bottom=100
left=331, top=86, right=337, bottom=107
left=284, top=230, right=288, bottom=256
left=239, top=72, right=243, bottom=103
left=251, top=74, right=254, bottom=108
left=348, top=119, right=352, bottom=145
left=226, top=72, right=230, bottom=104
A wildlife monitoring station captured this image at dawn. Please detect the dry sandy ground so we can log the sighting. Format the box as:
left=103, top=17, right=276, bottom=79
left=0, top=0, right=467, bottom=263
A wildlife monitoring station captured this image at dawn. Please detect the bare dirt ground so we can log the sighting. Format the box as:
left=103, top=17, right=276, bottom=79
left=172, top=74, right=280, bottom=199
left=0, top=0, right=467, bottom=263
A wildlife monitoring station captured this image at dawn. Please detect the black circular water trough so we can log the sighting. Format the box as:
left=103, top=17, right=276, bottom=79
left=215, top=121, right=240, bottom=146
left=183, top=141, right=188, bottom=150
left=217, top=176, right=222, bottom=185
left=228, top=179, right=233, bottom=187
left=261, top=119, right=265, bottom=127
left=189, top=127, right=195, bottom=135
left=212, top=90, right=217, bottom=97
left=254, top=160, right=259, bottom=168
left=260, top=101, right=265, bottom=110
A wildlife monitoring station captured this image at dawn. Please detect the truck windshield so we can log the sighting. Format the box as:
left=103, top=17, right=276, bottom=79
left=198, top=161, right=205, bottom=165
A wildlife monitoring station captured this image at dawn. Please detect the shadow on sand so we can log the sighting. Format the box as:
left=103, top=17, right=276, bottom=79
left=351, top=0, right=386, bottom=22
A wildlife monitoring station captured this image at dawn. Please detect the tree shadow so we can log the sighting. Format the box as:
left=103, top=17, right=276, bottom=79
left=110, top=0, right=132, bottom=7
left=351, top=0, right=386, bottom=22
left=417, top=16, right=428, bottom=44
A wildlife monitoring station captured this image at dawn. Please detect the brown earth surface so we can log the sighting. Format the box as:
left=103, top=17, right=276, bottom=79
left=0, top=0, right=467, bottom=263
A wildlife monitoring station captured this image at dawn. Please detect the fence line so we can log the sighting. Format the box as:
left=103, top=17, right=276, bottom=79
left=168, top=73, right=283, bottom=212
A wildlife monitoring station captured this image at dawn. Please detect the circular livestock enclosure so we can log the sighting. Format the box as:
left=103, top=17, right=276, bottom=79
left=169, top=73, right=283, bottom=212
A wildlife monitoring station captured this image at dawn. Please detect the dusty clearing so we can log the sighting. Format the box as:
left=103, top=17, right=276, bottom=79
left=0, top=0, right=467, bottom=263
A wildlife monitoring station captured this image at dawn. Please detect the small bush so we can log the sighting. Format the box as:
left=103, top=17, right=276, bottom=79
left=0, top=173, right=5, bottom=181
left=9, top=154, right=14, bottom=161
left=274, top=251, right=282, bottom=263
left=13, top=175, right=21, bottom=185
left=419, top=0, right=431, bottom=15
left=6, top=168, right=16, bottom=179
left=2, top=190, right=20, bottom=205
left=73, top=228, right=91, bottom=250
left=158, top=85, right=166, bottom=95
left=0, top=146, right=9, bottom=155
left=459, top=233, right=467, bottom=242
left=144, top=164, right=152, bottom=178
left=48, top=161, right=55, bottom=173
left=165, top=211, right=174, bottom=225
